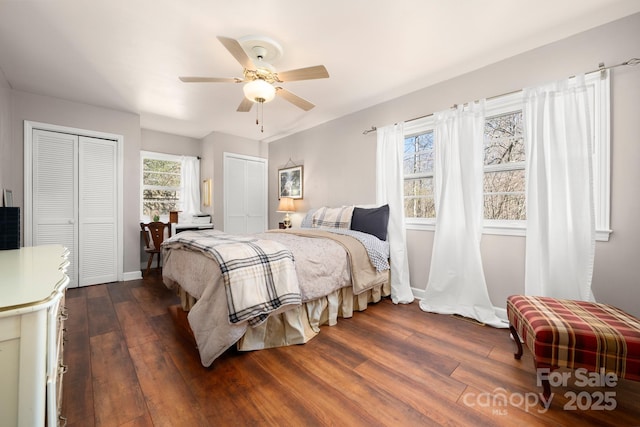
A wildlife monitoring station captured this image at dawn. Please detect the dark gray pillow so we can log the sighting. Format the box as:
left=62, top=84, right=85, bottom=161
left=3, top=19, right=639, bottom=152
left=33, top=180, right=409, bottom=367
left=350, top=204, right=390, bottom=241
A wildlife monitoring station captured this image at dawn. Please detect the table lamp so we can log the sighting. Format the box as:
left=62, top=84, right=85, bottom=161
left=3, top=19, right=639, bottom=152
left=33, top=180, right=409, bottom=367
left=277, top=197, right=295, bottom=228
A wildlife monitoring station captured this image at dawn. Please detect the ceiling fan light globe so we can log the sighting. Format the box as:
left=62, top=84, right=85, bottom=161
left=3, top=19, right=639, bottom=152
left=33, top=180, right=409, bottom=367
left=243, top=79, right=276, bottom=103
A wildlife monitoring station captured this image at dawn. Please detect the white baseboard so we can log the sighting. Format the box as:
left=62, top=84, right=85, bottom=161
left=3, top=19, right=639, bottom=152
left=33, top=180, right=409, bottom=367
left=123, top=270, right=142, bottom=281
left=494, top=306, right=508, bottom=322
left=411, top=286, right=426, bottom=300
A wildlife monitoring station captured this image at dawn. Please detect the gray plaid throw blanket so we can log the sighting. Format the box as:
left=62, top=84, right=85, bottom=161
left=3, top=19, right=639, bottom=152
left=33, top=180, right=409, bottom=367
left=164, top=231, right=301, bottom=326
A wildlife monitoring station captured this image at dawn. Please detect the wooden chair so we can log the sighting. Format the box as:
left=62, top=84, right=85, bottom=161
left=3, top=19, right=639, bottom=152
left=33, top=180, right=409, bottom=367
left=140, top=221, right=171, bottom=276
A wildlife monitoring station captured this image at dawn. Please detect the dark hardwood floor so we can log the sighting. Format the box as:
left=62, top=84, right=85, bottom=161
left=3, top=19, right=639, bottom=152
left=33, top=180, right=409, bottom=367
left=62, top=270, right=640, bottom=426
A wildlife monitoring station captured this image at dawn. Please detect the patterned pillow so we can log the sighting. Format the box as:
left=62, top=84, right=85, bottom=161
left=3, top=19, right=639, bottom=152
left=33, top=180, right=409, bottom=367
left=300, top=209, right=317, bottom=228
left=312, top=206, right=354, bottom=229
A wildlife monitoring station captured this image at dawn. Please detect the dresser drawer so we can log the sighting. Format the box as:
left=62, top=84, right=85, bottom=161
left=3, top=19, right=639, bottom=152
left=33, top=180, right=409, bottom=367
left=48, top=289, right=68, bottom=426
left=55, top=295, right=68, bottom=368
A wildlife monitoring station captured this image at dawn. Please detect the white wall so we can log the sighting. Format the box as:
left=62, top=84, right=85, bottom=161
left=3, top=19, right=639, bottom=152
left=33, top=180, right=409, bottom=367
left=141, top=128, right=200, bottom=157
left=268, top=117, right=377, bottom=228
left=0, top=71, right=12, bottom=196
left=8, top=90, right=142, bottom=276
left=268, top=13, right=640, bottom=317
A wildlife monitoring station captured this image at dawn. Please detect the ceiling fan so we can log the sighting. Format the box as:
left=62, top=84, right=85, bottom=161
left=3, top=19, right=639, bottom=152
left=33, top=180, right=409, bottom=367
left=179, top=36, right=329, bottom=113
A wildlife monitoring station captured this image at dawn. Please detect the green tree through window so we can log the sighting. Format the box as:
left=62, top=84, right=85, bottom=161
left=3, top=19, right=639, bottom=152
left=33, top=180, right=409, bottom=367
left=141, top=155, right=181, bottom=219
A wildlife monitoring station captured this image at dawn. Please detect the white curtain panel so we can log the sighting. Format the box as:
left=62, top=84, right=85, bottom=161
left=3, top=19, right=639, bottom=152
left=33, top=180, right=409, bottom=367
left=180, top=156, right=201, bottom=216
left=376, top=123, right=414, bottom=304
left=524, top=75, right=596, bottom=301
left=419, top=102, right=506, bottom=328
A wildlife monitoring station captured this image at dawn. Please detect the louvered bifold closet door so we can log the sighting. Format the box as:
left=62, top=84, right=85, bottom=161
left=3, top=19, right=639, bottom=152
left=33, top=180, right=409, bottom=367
left=32, top=130, right=79, bottom=287
left=225, top=155, right=247, bottom=234
left=223, top=154, right=267, bottom=234
left=245, top=159, right=267, bottom=234
left=78, top=136, right=118, bottom=286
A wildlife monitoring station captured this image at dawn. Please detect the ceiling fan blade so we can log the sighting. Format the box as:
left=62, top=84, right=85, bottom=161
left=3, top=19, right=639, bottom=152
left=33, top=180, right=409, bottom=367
left=179, top=76, right=241, bottom=83
left=217, top=36, right=255, bottom=70
left=276, top=87, right=315, bottom=111
left=276, top=65, right=329, bottom=82
left=237, top=97, right=254, bottom=112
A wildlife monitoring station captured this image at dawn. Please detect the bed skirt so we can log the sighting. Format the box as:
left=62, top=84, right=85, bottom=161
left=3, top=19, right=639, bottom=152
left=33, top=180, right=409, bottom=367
left=173, top=280, right=391, bottom=353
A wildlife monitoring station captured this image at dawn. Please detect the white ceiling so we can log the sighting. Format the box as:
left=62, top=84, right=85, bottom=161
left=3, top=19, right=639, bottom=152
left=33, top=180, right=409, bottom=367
left=1, top=1, right=639, bottom=143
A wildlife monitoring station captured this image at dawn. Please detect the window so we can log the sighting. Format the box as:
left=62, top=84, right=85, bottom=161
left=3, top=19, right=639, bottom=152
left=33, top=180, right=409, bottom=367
left=483, top=109, right=525, bottom=221
left=403, top=71, right=610, bottom=240
left=140, top=151, right=181, bottom=220
left=403, top=130, right=435, bottom=219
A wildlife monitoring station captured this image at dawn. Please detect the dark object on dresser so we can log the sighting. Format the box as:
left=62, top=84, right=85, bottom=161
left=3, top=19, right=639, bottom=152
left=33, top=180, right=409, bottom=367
left=0, top=207, right=20, bottom=250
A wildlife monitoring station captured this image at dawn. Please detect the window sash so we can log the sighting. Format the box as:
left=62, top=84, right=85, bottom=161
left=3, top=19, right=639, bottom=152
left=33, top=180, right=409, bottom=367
left=140, top=151, right=182, bottom=220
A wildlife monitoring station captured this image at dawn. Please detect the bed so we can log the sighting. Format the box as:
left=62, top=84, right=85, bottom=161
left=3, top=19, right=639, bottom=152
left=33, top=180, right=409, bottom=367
left=161, top=205, right=392, bottom=366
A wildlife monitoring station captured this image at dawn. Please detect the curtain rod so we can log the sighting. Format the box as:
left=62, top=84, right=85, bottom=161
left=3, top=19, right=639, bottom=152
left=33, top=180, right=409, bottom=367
left=362, top=57, right=639, bottom=135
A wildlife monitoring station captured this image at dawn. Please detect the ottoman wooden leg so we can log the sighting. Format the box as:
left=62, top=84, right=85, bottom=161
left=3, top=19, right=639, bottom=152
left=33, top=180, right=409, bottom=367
left=535, top=362, right=553, bottom=407
left=509, top=324, right=523, bottom=360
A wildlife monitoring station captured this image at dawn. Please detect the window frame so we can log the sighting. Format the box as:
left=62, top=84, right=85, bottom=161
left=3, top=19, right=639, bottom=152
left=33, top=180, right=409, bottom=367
left=403, top=127, right=436, bottom=222
left=482, top=91, right=526, bottom=234
left=404, top=116, right=436, bottom=229
left=140, top=150, right=182, bottom=221
left=403, top=72, right=611, bottom=241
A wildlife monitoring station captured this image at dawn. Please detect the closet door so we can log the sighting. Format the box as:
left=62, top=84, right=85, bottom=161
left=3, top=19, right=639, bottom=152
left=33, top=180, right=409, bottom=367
left=32, top=130, right=79, bottom=287
left=245, top=159, right=267, bottom=234
left=223, top=153, right=267, bottom=234
left=31, top=130, right=118, bottom=287
left=78, top=136, right=118, bottom=286
left=225, top=155, right=247, bottom=233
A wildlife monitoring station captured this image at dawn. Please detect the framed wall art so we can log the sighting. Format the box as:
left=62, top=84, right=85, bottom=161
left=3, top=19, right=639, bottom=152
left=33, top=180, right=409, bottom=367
left=278, top=165, right=303, bottom=199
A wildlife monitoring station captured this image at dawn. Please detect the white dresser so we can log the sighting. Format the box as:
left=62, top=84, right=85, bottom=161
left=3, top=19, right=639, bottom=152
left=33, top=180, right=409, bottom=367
left=0, top=245, right=70, bottom=427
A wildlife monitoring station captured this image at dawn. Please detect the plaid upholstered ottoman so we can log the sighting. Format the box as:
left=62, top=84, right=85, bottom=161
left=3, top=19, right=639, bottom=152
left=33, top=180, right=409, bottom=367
left=507, top=295, right=640, bottom=402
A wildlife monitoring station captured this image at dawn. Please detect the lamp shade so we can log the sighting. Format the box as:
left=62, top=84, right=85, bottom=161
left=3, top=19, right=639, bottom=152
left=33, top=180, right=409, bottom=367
left=277, top=197, right=295, bottom=212
left=243, top=79, right=276, bottom=103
